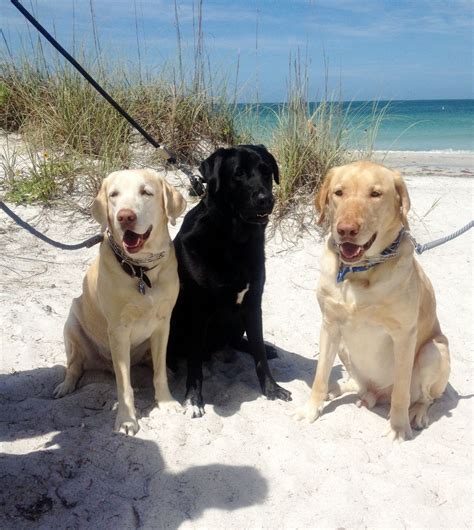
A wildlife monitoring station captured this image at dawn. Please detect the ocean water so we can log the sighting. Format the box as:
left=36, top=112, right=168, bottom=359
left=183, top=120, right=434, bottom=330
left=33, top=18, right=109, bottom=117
left=236, top=99, right=474, bottom=152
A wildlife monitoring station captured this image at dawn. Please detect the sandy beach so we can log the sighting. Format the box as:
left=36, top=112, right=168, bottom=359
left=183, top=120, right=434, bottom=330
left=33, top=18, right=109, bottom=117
left=0, top=149, right=473, bottom=529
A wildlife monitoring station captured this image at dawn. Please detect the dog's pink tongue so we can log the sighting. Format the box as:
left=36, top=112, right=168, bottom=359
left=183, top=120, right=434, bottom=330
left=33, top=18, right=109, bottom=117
left=123, top=231, right=141, bottom=248
left=341, top=242, right=362, bottom=259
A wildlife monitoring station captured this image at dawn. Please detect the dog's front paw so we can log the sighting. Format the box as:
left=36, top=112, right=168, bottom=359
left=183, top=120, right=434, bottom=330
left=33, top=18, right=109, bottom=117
left=53, top=380, right=75, bottom=399
left=148, top=399, right=183, bottom=422
left=409, top=402, right=430, bottom=430
left=385, top=411, right=413, bottom=442
left=293, top=400, right=323, bottom=423
left=114, top=410, right=139, bottom=436
left=263, top=381, right=292, bottom=402
left=183, top=395, right=205, bottom=418
left=157, top=399, right=183, bottom=414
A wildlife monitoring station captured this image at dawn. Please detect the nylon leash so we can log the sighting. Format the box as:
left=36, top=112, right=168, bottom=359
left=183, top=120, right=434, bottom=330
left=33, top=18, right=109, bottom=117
left=1, top=198, right=472, bottom=254
left=3, top=0, right=205, bottom=249
left=0, top=201, right=103, bottom=250
left=9, top=0, right=173, bottom=161
left=407, top=220, right=474, bottom=254
left=10, top=0, right=206, bottom=194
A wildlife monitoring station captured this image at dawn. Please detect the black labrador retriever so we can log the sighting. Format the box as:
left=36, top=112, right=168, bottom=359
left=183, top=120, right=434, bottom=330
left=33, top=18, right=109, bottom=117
left=168, top=145, right=292, bottom=417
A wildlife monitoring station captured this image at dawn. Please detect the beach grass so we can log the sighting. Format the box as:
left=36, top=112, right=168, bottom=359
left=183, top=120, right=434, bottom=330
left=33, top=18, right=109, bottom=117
left=1, top=55, right=384, bottom=213
left=0, top=48, right=248, bottom=203
left=0, top=5, right=383, bottom=215
left=270, top=55, right=387, bottom=220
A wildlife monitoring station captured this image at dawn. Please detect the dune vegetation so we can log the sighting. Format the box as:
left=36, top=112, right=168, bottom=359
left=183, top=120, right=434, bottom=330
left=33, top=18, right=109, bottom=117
left=0, top=5, right=384, bottom=218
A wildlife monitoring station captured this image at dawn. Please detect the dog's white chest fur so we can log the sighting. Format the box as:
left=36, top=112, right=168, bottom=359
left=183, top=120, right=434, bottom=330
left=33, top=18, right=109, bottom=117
left=236, top=283, right=250, bottom=304
left=115, top=297, right=160, bottom=353
left=342, top=320, right=395, bottom=390
left=326, top=282, right=396, bottom=390
left=129, top=318, right=157, bottom=348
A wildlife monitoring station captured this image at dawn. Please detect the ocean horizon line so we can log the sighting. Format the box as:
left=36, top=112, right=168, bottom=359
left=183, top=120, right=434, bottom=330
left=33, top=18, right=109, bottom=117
left=372, top=149, right=474, bottom=154
left=237, top=97, right=474, bottom=105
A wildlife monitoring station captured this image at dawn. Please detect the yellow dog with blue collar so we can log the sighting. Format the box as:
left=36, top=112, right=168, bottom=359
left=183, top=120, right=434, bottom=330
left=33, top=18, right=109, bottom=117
left=295, top=161, right=450, bottom=441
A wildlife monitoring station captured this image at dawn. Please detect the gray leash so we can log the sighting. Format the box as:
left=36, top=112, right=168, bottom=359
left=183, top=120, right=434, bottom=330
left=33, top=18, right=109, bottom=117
left=406, top=220, right=474, bottom=254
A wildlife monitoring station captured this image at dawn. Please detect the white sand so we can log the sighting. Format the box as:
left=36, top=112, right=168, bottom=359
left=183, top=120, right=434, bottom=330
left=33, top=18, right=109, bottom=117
left=0, top=149, right=473, bottom=529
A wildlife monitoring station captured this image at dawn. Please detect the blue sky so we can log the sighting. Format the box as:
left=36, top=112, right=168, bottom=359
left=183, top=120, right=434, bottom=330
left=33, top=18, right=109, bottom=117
left=2, top=0, right=473, bottom=102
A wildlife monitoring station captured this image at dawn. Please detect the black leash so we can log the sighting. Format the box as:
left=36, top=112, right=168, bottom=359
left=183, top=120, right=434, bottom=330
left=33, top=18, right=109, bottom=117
left=9, top=0, right=207, bottom=192
left=2, top=1, right=205, bottom=251
left=0, top=201, right=104, bottom=250
left=10, top=0, right=172, bottom=160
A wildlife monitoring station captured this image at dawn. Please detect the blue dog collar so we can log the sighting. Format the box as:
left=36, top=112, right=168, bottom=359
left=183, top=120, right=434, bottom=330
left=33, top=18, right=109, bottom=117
left=336, top=228, right=405, bottom=283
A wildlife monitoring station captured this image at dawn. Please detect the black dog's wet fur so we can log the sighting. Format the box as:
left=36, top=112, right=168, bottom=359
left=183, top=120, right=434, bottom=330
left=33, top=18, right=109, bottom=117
left=168, top=145, right=292, bottom=417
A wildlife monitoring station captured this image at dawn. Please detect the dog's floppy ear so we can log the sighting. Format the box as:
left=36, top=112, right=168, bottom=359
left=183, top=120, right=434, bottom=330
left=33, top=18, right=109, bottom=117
left=91, top=177, right=108, bottom=230
left=394, top=171, right=411, bottom=228
left=199, top=148, right=227, bottom=194
left=315, top=168, right=335, bottom=225
left=162, top=179, right=186, bottom=226
left=256, top=144, right=279, bottom=184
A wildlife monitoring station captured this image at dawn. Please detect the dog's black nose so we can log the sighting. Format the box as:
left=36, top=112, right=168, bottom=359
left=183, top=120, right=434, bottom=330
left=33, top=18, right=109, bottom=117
left=256, top=193, right=272, bottom=209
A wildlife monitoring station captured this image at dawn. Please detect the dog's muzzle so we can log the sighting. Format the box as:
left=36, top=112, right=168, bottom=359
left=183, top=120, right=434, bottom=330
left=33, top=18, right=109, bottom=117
left=337, top=232, right=377, bottom=263
left=122, top=225, right=152, bottom=254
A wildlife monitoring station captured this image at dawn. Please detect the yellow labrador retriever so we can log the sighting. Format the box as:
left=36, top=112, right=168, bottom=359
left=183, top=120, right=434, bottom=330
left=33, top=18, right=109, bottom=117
left=54, top=169, right=186, bottom=435
left=295, top=161, right=450, bottom=440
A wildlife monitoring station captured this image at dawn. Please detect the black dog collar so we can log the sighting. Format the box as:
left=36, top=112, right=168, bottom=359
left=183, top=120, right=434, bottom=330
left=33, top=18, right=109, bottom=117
left=106, top=230, right=169, bottom=295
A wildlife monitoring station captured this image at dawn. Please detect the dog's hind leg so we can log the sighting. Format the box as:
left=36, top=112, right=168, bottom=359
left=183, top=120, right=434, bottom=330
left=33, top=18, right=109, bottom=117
left=53, top=332, right=83, bottom=398
left=327, top=378, right=360, bottom=400
left=327, top=347, right=363, bottom=401
left=356, top=391, right=378, bottom=409
left=409, top=334, right=450, bottom=430
left=228, top=312, right=278, bottom=359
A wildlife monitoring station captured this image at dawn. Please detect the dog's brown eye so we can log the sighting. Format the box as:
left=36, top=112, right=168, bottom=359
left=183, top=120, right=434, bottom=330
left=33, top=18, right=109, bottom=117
left=141, top=189, right=153, bottom=196
left=370, top=191, right=382, bottom=198
left=109, top=190, right=119, bottom=198
left=334, top=190, right=343, bottom=197
left=235, top=168, right=244, bottom=177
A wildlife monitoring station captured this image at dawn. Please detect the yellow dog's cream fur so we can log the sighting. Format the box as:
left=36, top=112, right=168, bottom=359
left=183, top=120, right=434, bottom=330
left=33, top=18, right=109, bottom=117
left=295, top=161, right=450, bottom=440
left=54, top=169, right=186, bottom=435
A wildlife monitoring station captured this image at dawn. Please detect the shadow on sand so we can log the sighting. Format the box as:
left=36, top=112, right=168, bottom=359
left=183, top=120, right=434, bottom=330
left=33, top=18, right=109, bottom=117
left=160, top=341, right=322, bottom=419
left=0, top=339, right=332, bottom=526
left=0, top=366, right=268, bottom=529
left=318, top=381, right=469, bottom=439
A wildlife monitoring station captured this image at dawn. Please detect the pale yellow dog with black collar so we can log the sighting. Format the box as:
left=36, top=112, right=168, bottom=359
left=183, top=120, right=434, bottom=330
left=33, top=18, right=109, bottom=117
left=54, top=169, right=186, bottom=435
left=295, top=161, right=450, bottom=441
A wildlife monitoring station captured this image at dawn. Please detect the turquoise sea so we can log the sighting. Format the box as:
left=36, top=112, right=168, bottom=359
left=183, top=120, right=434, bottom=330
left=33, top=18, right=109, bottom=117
left=237, top=99, right=474, bottom=152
